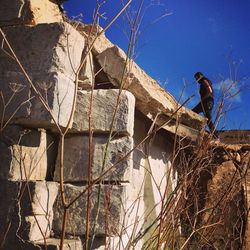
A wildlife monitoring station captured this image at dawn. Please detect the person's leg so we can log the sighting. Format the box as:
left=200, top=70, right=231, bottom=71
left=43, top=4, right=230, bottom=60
left=204, top=100, right=216, bottom=134
left=192, top=102, right=203, bottom=114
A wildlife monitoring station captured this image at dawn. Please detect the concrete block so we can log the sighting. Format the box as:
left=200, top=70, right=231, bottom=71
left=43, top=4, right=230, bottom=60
left=0, top=0, right=63, bottom=26
left=0, top=126, right=48, bottom=180
left=0, top=23, right=85, bottom=128
left=53, top=184, right=126, bottom=236
left=72, top=89, right=135, bottom=136
left=54, top=136, right=133, bottom=182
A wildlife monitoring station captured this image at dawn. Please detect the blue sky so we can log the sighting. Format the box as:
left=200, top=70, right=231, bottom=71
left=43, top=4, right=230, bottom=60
left=64, top=0, right=250, bottom=130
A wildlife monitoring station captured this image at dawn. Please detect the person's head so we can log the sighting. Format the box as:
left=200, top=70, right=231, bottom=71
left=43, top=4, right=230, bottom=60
left=194, top=72, right=204, bottom=82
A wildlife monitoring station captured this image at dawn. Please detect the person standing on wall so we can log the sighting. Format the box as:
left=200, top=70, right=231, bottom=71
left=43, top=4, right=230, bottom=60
left=192, top=72, right=217, bottom=136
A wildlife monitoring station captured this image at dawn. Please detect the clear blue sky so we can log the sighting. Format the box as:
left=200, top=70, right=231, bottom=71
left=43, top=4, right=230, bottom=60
left=64, top=0, right=250, bottom=130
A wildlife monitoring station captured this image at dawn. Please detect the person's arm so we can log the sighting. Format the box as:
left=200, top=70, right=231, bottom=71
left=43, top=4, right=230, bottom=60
left=201, top=79, right=213, bottom=101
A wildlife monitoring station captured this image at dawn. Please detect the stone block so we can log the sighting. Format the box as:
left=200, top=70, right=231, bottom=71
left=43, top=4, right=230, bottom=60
left=23, top=214, right=53, bottom=241
left=17, top=72, right=75, bottom=129
left=0, top=23, right=85, bottom=128
left=0, top=0, right=63, bottom=26
left=54, top=136, right=133, bottom=182
left=72, top=89, right=135, bottom=136
left=53, top=184, right=126, bottom=236
left=33, top=238, right=83, bottom=250
left=0, top=180, right=58, bottom=242
left=0, top=126, right=48, bottom=180
left=96, top=45, right=205, bottom=132
left=22, top=182, right=58, bottom=216
left=0, top=180, right=58, bottom=216
left=73, top=23, right=113, bottom=56
left=0, top=23, right=84, bottom=79
left=78, top=51, right=94, bottom=89
left=0, top=214, right=53, bottom=244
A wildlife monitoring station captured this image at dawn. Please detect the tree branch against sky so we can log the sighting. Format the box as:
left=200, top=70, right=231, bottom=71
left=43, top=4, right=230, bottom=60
left=64, top=0, right=250, bottom=129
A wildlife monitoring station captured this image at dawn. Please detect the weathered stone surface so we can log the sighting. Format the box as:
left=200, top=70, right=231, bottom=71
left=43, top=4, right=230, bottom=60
left=33, top=238, right=83, bottom=250
left=0, top=23, right=85, bottom=128
left=1, top=23, right=84, bottom=79
left=0, top=126, right=48, bottom=180
left=0, top=181, right=58, bottom=242
left=96, top=45, right=206, bottom=136
left=78, top=51, right=94, bottom=89
left=73, top=23, right=114, bottom=56
left=53, top=184, right=125, bottom=236
left=0, top=214, right=53, bottom=247
left=25, top=183, right=58, bottom=216
left=0, top=0, right=63, bottom=26
left=24, top=214, right=53, bottom=241
left=72, top=89, right=135, bottom=136
left=54, top=136, right=133, bottom=182
left=0, top=180, right=58, bottom=216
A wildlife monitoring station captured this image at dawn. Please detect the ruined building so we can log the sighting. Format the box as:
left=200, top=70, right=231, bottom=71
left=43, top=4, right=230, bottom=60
left=0, top=1, right=249, bottom=249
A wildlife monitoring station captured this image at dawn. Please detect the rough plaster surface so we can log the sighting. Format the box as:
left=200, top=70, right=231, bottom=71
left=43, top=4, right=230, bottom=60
left=54, top=136, right=133, bottom=182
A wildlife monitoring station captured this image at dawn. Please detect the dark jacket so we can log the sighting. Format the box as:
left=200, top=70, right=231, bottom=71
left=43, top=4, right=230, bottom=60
left=198, top=77, right=214, bottom=101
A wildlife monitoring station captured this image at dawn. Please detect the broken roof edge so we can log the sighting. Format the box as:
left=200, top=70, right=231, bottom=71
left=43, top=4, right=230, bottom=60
left=73, top=22, right=206, bottom=141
